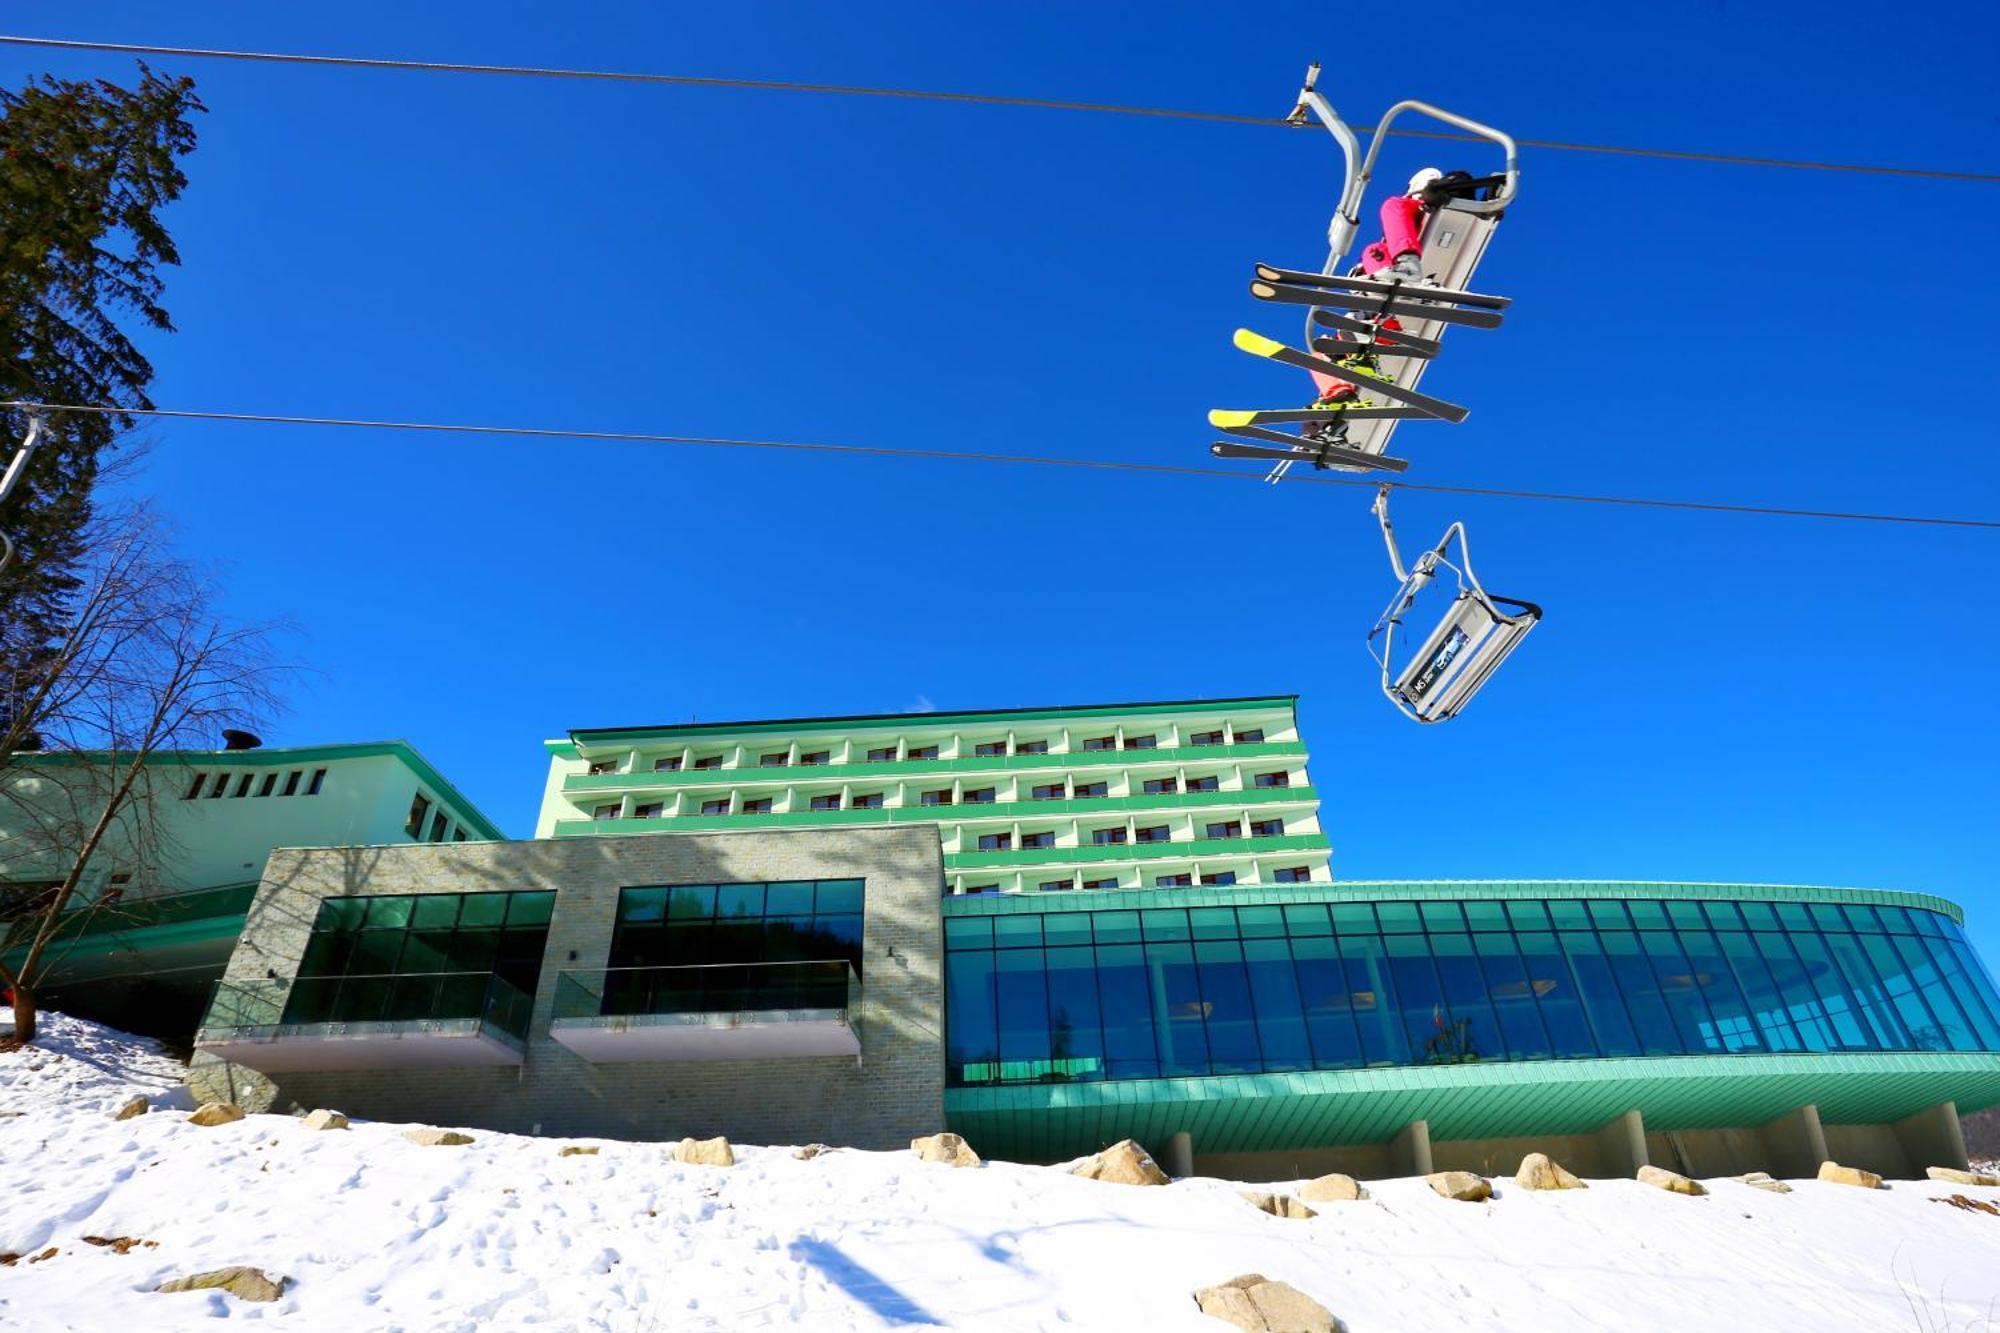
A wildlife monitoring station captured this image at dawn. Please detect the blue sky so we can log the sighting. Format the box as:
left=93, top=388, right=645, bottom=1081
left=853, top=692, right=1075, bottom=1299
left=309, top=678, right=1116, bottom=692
left=6, top=3, right=1998, bottom=947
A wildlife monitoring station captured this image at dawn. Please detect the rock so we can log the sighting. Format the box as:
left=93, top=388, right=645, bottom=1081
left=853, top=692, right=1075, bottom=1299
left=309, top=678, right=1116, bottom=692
left=794, top=1143, right=832, bottom=1160
left=1817, top=1161, right=1882, bottom=1189
left=112, top=1095, right=149, bottom=1121
left=1298, top=1173, right=1367, bottom=1203
left=1734, top=1171, right=1793, bottom=1193
left=1240, top=1190, right=1317, bottom=1220
left=1514, top=1152, right=1587, bottom=1191
left=301, top=1109, right=348, bottom=1132
left=1636, top=1165, right=1706, bottom=1195
left=1193, top=1274, right=1343, bottom=1332
left=911, top=1132, right=981, bottom=1168
left=1426, top=1170, right=1492, bottom=1202
left=155, top=1266, right=288, bottom=1302
left=559, top=1145, right=599, bottom=1157
left=1072, top=1139, right=1170, bottom=1186
left=1928, top=1166, right=2000, bottom=1187
left=673, top=1136, right=734, bottom=1167
left=403, top=1128, right=474, bottom=1147
left=188, top=1102, right=245, bottom=1127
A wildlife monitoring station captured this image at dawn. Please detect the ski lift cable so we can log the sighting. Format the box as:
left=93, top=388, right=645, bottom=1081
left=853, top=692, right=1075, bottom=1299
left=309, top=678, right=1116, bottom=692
left=1, top=34, right=1993, bottom=185
left=7, top=401, right=1997, bottom=533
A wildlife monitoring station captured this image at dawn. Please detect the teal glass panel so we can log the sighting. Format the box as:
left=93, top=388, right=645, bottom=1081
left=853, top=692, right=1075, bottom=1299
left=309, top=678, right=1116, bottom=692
left=1141, top=910, right=1190, bottom=942
left=1429, top=933, right=1498, bottom=1064
left=364, top=896, right=413, bottom=930
left=1385, top=933, right=1448, bottom=1061
left=1190, top=907, right=1239, bottom=941
left=1505, top=900, right=1551, bottom=930
left=1641, top=929, right=1720, bottom=1052
left=1560, top=930, right=1639, bottom=1057
left=1375, top=902, right=1422, bottom=934
left=1419, top=901, right=1465, bottom=932
left=1586, top=901, right=1630, bottom=929
left=1599, top=930, right=1679, bottom=1055
left=1044, top=945, right=1106, bottom=1081
left=717, top=884, right=765, bottom=918
left=944, top=916, right=991, bottom=949
left=1462, top=901, right=1508, bottom=931
left=1043, top=913, right=1094, bottom=948
left=1738, top=901, right=1780, bottom=931
left=1751, top=929, right=1834, bottom=1050
left=944, top=947, right=998, bottom=1082
left=995, top=948, right=1050, bottom=1067
left=1194, top=939, right=1261, bottom=1073
left=316, top=897, right=367, bottom=931
left=1092, top=911, right=1141, bottom=944
left=1236, top=906, right=1286, bottom=939
left=994, top=915, right=1042, bottom=948
left=1515, top=931, right=1595, bottom=1057
left=619, top=888, right=668, bottom=924
left=1787, top=929, right=1873, bottom=1048
left=1244, top=937, right=1310, bottom=1070
left=1548, top=900, right=1590, bottom=931
left=1715, top=929, right=1801, bottom=1051
left=411, top=896, right=460, bottom=929
left=458, top=893, right=509, bottom=928
left=1625, top=900, right=1669, bottom=930
left=1474, top=930, right=1553, bottom=1059
left=1290, top=935, right=1363, bottom=1069
left=765, top=881, right=815, bottom=915
left=1095, top=944, right=1161, bottom=1079
left=1148, top=941, right=1208, bottom=1075
left=1676, top=927, right=1762, bottom=1053
left=1664, top=901, right=1706, bottom=930
left=506, top=892, right=554, bottom=927
left=815, top=880, right=864, bottom=914
left=1890, top=933, right=1978, bottom=1051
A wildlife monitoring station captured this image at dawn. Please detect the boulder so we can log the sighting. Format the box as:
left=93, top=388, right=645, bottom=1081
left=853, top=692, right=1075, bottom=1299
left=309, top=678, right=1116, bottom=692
left=911, top=1132, right=982, bottom=1168
left=113, top=1096, right=149, bottom=1122
left=1817, top=1161, right=1882, bottom=1189
left=1072, top=1139, right=1170, bottom=1187
left=1426, top=1171, right=1491, bottom=1202
left=1193, top=1274, right=1343, bottom=1332
left=1734, top=1171, right=1793, bottom=1194
left=301, top=1109, right=348, bottom=1132
left=156, top=1266, right=287, bottom=1302
left=1928, top=1166, right=2000, bottom=1187
left=673, top=1136, right=735, bottom=1167
left=1240, top=1190, right=1317, bottom=1220
left=1636, top=1165, right=1706, bottom=1195
left=1298, top=1173, right=1367, bottom=1203
left=794, top=1143, right=832, bottom=1160
left=1514, top=1152, right=1586, bottom=1191
left=559, top=1145, right=599, bottom=1157
left=403, top=1128, right=474, bottom=1147
left=188, top=1102, right=245, bottom=1127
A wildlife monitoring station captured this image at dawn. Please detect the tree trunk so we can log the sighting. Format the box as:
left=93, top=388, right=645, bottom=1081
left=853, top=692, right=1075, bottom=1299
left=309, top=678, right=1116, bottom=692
left=9, top=984, right=36, bottom=1045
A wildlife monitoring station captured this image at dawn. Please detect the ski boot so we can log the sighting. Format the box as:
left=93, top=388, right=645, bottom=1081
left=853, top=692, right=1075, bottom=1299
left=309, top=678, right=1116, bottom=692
left=1300, top=385, right=1359, bottom=445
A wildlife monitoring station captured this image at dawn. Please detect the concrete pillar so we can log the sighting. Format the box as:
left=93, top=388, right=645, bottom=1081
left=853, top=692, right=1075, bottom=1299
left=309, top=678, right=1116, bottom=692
left=1893, top=1100, right=1968, bottom=1173
left=1162, top=1130, right=1194, bottom=1179
left=1756, top=1104, right=1829, bottom=1179
left=1594, top=1109, right=1648, bottom=1177
left=1390, top=1119, right=1433, bottom=1176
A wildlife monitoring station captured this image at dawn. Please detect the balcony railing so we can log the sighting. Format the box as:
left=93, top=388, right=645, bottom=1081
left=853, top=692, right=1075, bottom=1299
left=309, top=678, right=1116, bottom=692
left=195, top=970, right=534, bottom=1071
left=548, top=960, right=860, bottom=1062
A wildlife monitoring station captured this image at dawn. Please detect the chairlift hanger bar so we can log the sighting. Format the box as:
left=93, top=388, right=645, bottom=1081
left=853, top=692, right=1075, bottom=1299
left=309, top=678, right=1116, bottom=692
left=0, top=35, right=1992, bottom=184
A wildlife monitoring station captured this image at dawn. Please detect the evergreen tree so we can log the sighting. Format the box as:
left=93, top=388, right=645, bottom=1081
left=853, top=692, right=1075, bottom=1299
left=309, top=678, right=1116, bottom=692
left=0, top=63, right=202, bottom=654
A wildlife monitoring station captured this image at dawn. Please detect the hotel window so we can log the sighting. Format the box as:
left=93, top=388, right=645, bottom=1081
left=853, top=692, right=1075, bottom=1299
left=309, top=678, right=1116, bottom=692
left=741, top=797, right=774, bottom=815
left=809, top=794, right=841, bottom=811
left=1135, top=824, right=1171, bottom=843
left=851, top=792, right=884, bottom=809
left=975, top=741, right=1008, bottom=758
left=1189, top=729, right=1224, bottom=746
left=1082, top=877, right=1119, bottom=890
left=1142, top=777, right=1178, bottom=796
left=920, top=789, right=953, bottom=807
left=1090, top=827, right=1128, bottom=846
left=962, top=884, right=1000, bottom=896
left=1199, top=870, right=1238, bottom=886
left=692, top=755, right=723, bottom=770
left=760, top=752, right=790, bottom=768
left=1273, top=866, right=1313, bottom=883
left=1082, top=735, right=1115, bottom=752
left=634, top=802, right=664, bottom=819
left=699, top=799, right=730, bottom=816
left=283, top=770, right=303, bottom=796
left=452, top=829, right=468, bottom=842
left=1155, top=873, right=1193, bottom=887
left=429, top=812, right=449, bottom=843
left=1253, top=771, right=1290, bottom=789
left=1038, top=879, right=1074, bottom=893
left=1074, top=781, right=1108, bottom=798
left=1206, top=821, right=1243, bottom=840
left=799, top=751, right=829, bottom=767
left=654, top=756, right=683, bottom=772
left=406, top=794, right=432, bottom=837
left=1123, top=734, right=1157, bottom=750
left=593, top=804, right=622, bottom=821
left=257, top=773, right=276, bottom=797
left=207, top=773, right=229, bottom=798
left=976, top=832, right=1012, bottom=852
left=963, top=787, right=996, bottom=804
left=232, top=774, right=253, bottom=797
left=587, top=760, right=618, bottom=776
left=1020, top=831, right=1056, bottom=849
left=1015, top=739, right=1049, bottom=755
left=307, top=768, right=327, bottom=795
left=1250, top=818, right=1285, bottom=838
left=907, top=745, right=939, bottom=761
left=1234, top=727, right=1266, bottom=744
left=1030, top=782, right=1066, bottom=801
left=866, top=746, right=898, bottom=763
left=183, top=772, right=205, bottom=799
left=1186, top=776, right=1220, bottom=793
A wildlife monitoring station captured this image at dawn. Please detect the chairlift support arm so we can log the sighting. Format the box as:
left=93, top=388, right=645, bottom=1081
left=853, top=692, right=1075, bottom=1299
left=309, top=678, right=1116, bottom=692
left=0, top=410, right=47, bottom=577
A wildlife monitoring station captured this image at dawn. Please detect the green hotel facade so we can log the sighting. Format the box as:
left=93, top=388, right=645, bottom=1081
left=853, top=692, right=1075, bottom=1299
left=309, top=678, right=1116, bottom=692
left=15, top=698, right=2000, bottom=1180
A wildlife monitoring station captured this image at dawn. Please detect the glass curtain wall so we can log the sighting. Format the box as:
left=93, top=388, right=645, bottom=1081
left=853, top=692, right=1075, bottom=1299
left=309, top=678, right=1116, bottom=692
left=943, top=897, right=2000, bottom=1087
left=605, top=880, right=864, bottom=1014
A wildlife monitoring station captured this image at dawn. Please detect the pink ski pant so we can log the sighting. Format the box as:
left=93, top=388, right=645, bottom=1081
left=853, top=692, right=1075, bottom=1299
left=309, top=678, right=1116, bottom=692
left=1310, top=195, right=1426, bottom=399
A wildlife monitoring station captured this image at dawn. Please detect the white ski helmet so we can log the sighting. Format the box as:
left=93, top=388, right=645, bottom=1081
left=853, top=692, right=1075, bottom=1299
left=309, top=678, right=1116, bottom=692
left=1407, top=166, right=1444, bottom=196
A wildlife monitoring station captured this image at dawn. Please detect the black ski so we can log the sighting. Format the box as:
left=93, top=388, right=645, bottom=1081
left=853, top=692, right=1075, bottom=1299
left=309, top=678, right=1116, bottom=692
left=1209, top=406, right=1430, bottom=428
left=1251, top=280, right=1505, bottom=330
left=1252, top=262, right=1510, bottom=310
left=1311, top=309, right=1442, bottom=358
left=1211, top=440, right=1408, bottom=474
left=1234, top=329, right=1471, bottom=424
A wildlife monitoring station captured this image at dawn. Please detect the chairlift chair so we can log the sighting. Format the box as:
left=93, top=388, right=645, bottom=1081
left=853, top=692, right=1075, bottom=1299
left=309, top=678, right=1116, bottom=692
left=1367, top=487, right=1540, bottom=723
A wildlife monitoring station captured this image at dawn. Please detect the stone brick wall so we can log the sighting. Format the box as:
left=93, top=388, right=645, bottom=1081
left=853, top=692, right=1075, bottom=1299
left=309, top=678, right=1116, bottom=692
left=189, top=826, right=945, bottom=1149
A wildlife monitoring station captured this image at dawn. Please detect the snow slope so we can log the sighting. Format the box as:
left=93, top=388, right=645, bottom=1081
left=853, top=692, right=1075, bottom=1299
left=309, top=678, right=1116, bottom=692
left=3, top=1012, right=2000, bottom=1332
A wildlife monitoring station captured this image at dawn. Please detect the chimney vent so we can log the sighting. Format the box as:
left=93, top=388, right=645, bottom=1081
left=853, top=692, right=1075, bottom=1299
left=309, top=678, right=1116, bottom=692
left=222, top=729, right=262, bottom=751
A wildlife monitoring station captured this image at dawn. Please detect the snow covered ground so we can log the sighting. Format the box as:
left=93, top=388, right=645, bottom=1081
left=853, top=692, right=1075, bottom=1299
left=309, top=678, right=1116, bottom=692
left=4, top=1013, right=2000, bottom=1331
